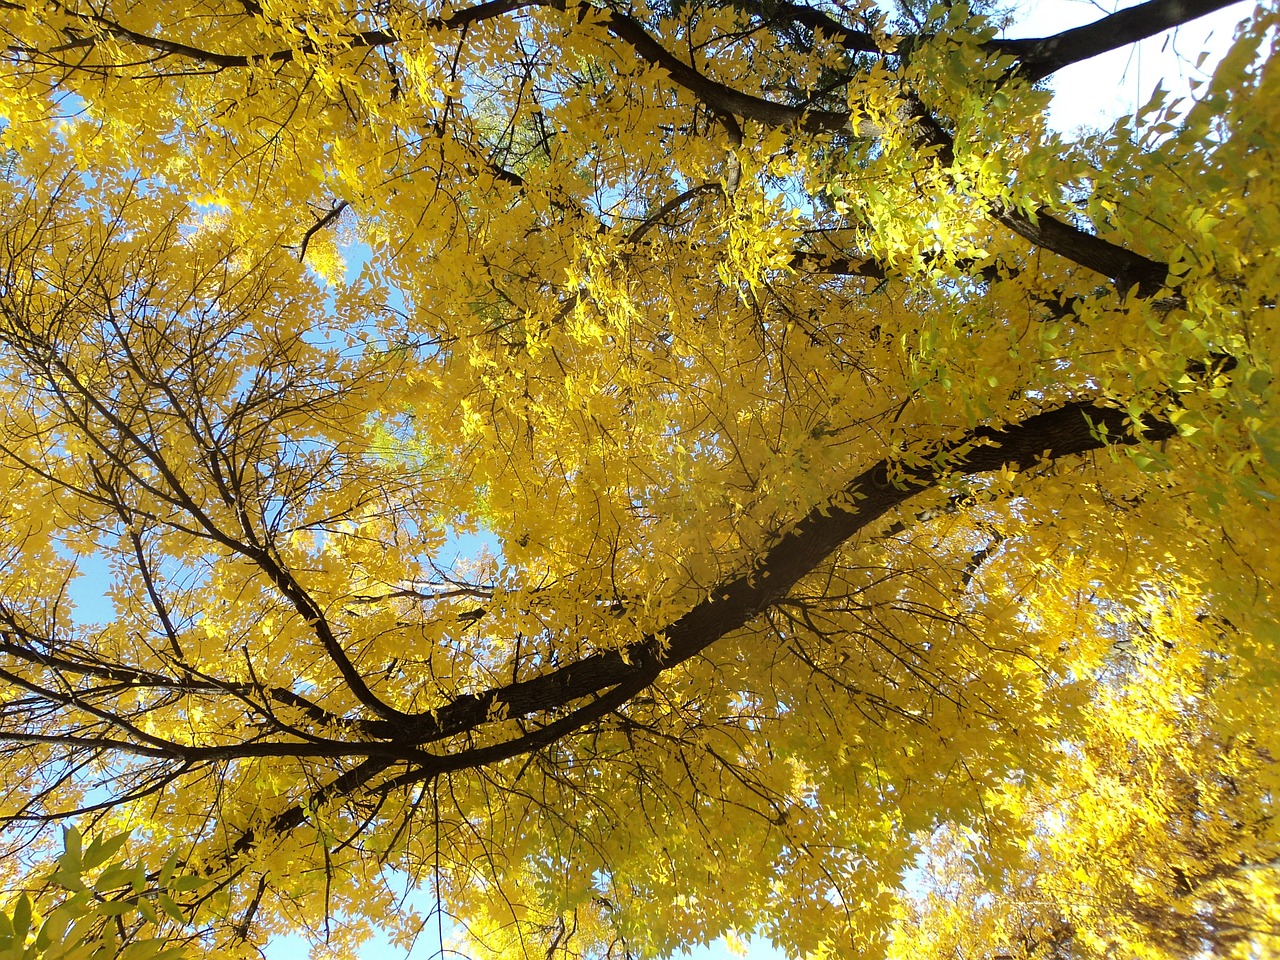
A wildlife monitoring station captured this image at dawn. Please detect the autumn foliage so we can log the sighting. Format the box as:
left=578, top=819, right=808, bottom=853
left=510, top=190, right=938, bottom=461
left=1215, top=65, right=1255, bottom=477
left=0, top=0, right=1278, bottom=956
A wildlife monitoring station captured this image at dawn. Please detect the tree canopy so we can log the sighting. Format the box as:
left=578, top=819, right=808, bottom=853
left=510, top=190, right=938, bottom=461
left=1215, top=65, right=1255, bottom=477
left=0, top=0, right=1278, bottom=956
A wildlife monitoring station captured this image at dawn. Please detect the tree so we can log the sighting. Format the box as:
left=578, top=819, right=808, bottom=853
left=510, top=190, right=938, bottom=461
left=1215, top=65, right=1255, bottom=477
left=0, top=0, right=1277, bottom=956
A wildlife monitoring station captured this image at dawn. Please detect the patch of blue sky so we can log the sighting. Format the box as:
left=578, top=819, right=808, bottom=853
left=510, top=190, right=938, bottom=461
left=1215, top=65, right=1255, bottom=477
left=65, top=548, right=116, bottom=627
left=264, top=876, right=448, bottom=959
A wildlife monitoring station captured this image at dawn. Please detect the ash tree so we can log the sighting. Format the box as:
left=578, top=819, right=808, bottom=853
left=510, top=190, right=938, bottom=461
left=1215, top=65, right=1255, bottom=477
left=0, top=0, right=1277, bottom=957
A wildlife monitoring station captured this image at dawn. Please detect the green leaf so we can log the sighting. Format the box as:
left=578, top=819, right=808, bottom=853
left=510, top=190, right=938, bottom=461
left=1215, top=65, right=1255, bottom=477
left=60, top=828, right=83, bottom=880
left=156, top=895, right=184, bottom=925
left=47, top=871, right=85, bottom=895
left=35, top=906, right=74, bottom=950
left=94, top=864, right=143, bottom=894
left=156, top=855, right=178, bottom=891
left=11, top=896, right=31, bottom=944
left=83, top=834, right=129, bottom=873
left=119, top=938, right=167, bottom=960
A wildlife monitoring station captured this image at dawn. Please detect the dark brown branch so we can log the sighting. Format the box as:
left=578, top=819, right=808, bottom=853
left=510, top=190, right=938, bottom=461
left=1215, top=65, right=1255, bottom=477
left=758, top=0, right=1239, bottom=81
left=789, top=250, right=889, bottom=279
left=624, top=183, right=723, bottom=246
left=235, top=877, right=269, bottom=942
left=244, top=545, right=417, bottom=724
left=229, top=757, right=395, bottom=857
left=205, top=402, right=1176, bottom=858
left=598, top=7, right=858, bottom=135
left=295, top=200, right=349, bottom=263
left=383, top=401, right=1173, bottom=748
left=378, top=666, right=657, bottom=792
left=765, top=1, right=883, bottom=54
left=989, top=0, right=1248, bottom=84
left=902, top=102, right=1174, bottom=296
left=991, top=203, right=1170, bottom=297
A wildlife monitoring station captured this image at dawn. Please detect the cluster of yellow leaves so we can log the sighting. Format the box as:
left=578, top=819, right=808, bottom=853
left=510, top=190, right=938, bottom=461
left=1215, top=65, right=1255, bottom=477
left=890, top=582, right=1280, bottom=960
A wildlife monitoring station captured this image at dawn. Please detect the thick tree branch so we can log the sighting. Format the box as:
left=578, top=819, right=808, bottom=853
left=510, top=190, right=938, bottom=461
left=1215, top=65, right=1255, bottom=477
left=756, top=0, right=1242, bottom=83
left=596, top=7, right=859, bottom=134
left=761, top=1, right=884, bottom=54
left=903, top=107, right=1174, bottom=296
left=989, top=0, right=1248, bottom=84
left=228, top=756, right=395, bottom=857
left=789, top=249, right=889, bottom=279
left=624, top=182, right=724, bottom=246
left=215, top=401, right=1177, bottom=858
left=992, top=203, right=1171, bottom=297
left=384, top=401, right=1173, bottom=748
